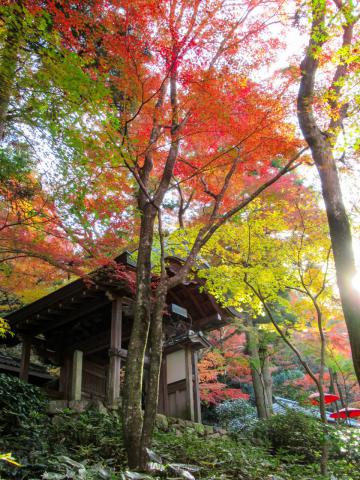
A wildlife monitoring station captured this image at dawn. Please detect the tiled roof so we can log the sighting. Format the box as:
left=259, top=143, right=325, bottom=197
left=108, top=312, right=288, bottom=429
left=273, top=396, right=360, bottom=428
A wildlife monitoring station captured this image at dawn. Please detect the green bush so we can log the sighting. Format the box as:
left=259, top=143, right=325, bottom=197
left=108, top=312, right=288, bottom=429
left=48, top=409, right=125, bottom=467
left=215, top=399, right=257, bottom=433
left=0, top=374, right=49, bottom=478
left=153, top=430, right=280, bottom=480
left=251, top=410, right=325, bottom=462
left=332, top=426, right=360, bottom=465
left=0, top=373, right=47, bottom=434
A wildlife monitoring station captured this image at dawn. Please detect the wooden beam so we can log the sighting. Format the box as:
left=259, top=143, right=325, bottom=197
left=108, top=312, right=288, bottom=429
left=107, top=347, right=149, bottom=365
left=185, top=346, right=195, bottom=421
left=19, top=338, right=31, bottom=382
left=196, top=313, right=223, bottom=330
left=185, top=286, right=208, bottom=318
left=65, top=330, right=110, bottom=355
left=106, top=298, right=122, bottom=406
left=41, top=297, right=110, bottom=334
left=71, top=350, right=83, bottom=401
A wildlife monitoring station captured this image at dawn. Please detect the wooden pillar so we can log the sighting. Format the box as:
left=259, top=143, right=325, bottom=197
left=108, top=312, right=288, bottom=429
left=158, top=355, right=169, bottom=415
left=192, top=351, right=202, bottom=423
left=71, top=350, right=83, bottom=401
left=185, top=346, right=195, bottom=421
left=107, top=298, right=122, bottom=406
left=59, top=355, right=72, bottom=399
left=19, top=338, right=31, bottom=382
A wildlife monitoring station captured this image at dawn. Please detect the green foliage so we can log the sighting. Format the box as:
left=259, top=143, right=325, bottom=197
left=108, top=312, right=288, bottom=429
left=273, top=369, right=304, bottom=387
left=48, top=410, right=125, bottom=468
left=332, top=427, right=360, bottom=465
left=251, top=410, right=325, bottom=462
left=0, top=403, right=125, bottom=479
left=215, top=399, right=257, bottom=433
left=272, top=369, right=307, bottom=401
left=153, top=428, right=360, bottom=480
left=0, top=381, right=359, bottom=479
left=153, top=430, right=279, bottom=480
left=0, top=373, right=47, bottom=435
left=0, top=374, right=48, bottom=478
left=0, top=147, right=34, bottom=184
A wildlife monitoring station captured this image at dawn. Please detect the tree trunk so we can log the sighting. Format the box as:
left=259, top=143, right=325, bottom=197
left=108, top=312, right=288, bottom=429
left=320, top=438, right=329, bottom=477
left=259, top=345, right=273, bottom=417
left=246, top=324, right=272, bottom=419
left=122, top=204, right=156, bottom=469
left=298, top=133, right=360, bottom=386
left=334, top=372, right=346, bottom=409
left=316, top=147, right=360, bottom=386
left=297, top=2, right=360, bottom=387
left=140, top=283, right=168, bottom=467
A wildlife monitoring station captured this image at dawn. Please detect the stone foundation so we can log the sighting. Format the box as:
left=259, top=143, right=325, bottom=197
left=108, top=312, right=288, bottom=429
left=47, top=400, right=229, bottom=439
left=155, top=413, right=229, bottom=439
left=47, top=398, right=120, bottom=414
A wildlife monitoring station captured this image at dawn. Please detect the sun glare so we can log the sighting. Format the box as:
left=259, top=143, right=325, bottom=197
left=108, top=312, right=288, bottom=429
left=351, top=273, right=360, bottom=293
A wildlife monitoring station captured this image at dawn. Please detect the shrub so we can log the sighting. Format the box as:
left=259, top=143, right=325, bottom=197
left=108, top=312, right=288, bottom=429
left=215, top=399, right=257, bottom=433
left=332, top=426, right=360, bottom=465
left=48, top=409, right=125, bottom=467
left=153, top=430, right=279, bottom=480
left=251, top=410, right=325, bottom=462
left=0, top=374, right=49, bottom=478
left=0, top=373, right=47, bottom=435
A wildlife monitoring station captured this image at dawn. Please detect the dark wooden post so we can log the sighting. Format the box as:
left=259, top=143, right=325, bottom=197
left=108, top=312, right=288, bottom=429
left=185, top=346, right=195, bottom=421
left=192, top=351, right=202, bottom=423
left=158, top=355, right=169, bottom=415
left=59, top=354, right=72, bottom=399
left=107, top=298, right=122, bottom=406
left=19, top=337, right=31, bottom=382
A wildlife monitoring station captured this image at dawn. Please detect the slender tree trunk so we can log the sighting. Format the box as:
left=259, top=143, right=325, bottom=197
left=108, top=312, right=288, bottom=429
left=329, top=369, right=339, bottom=412
left=320, top=437, right=329, bottom=478
left=251, top=284, right=330, bottom=475
left=334, top=372, right=346, bottom=409
left=246, top=323, right=272, bottom=419
left=259, top=345, right=273, bottom=417
left=319, top=385, right=329, bottom=479
left=122, top=204, right=156, bottom=469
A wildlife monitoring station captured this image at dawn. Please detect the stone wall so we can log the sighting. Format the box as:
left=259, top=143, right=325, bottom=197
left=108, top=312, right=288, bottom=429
left=47, top=399, right=230, bottom=439
left=155, top=413, right=229, bottom=439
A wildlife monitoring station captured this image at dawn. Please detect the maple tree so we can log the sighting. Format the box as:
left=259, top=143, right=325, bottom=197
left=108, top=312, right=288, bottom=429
left=0, top=1, right=142, bottom=295
left=198, top=347, right=250, bottom=405
left=46, top=0, right=307, bottom=468
left=197, top=326, right=254, bottom=406
left=0, top=152, right=80, bottom=349
left=297, top=0, right=360, bottom=385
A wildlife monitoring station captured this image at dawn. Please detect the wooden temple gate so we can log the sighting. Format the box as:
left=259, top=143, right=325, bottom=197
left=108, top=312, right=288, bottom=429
left=5, top=254, right=233, bottom=422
